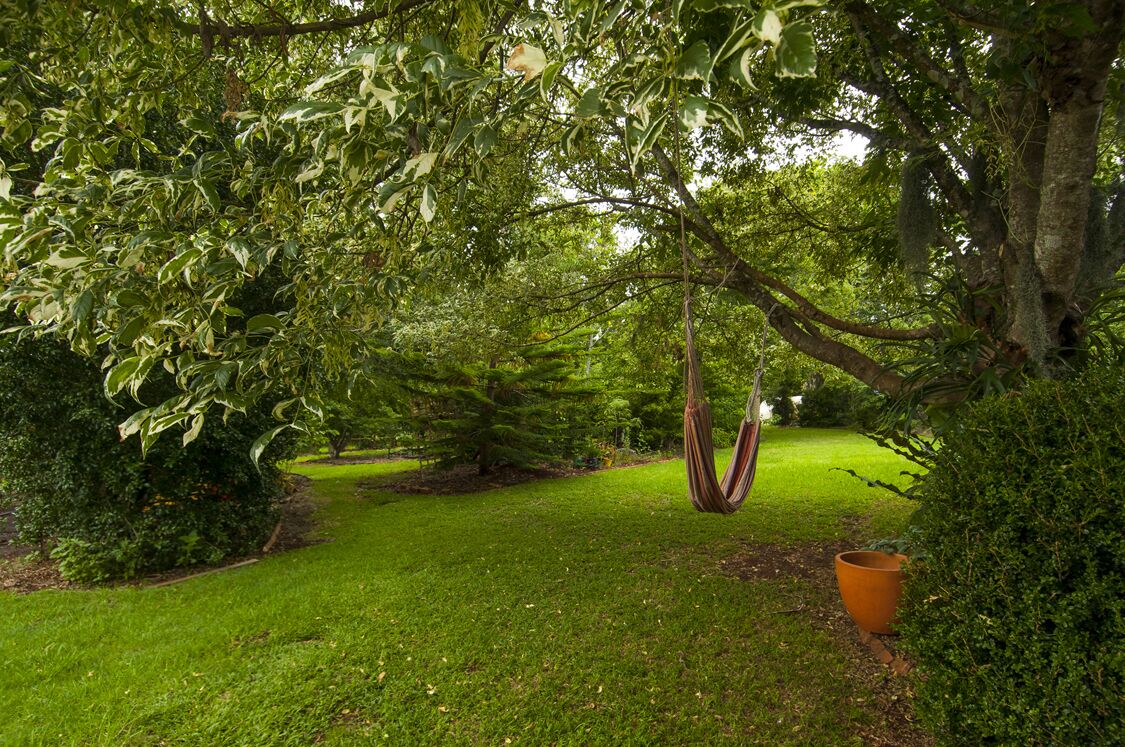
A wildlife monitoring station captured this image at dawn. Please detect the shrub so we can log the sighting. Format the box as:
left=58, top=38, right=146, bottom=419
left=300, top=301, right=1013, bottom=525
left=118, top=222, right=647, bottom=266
left=898, top=367, right=1125, bottom=745
left=797, top=381, right=883, bottom=428
left=0, top=333, right=297, bottom=581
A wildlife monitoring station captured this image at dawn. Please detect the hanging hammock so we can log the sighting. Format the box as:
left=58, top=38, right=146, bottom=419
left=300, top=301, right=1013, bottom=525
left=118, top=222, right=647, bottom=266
left=681, top=291, right=771, bottom=514
left=669, top=79, right=770, bottom=514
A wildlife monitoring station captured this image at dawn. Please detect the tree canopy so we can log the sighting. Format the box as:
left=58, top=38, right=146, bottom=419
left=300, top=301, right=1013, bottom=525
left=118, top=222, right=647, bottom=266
left=1, top=0, right=1122, bottom=453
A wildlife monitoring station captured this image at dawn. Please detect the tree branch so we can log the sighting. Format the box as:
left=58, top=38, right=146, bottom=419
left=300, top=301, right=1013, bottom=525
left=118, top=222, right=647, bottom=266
left=648, top=143, right=919, bottom=396
left=188, top=0, right=437, bottom=40
left=801, top=117, right=912, bottom=151
left=846, top=1, right=991, bottom=125
left=933, top=0, right=1027, bottom=36
left=844, top=14, right=995, bottom=248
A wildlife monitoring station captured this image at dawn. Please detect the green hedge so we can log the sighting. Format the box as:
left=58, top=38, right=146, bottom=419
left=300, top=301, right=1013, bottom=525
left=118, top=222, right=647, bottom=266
left=899, top=367, right=1125, bottom=745
left=0, top=333, right=297, bottom=582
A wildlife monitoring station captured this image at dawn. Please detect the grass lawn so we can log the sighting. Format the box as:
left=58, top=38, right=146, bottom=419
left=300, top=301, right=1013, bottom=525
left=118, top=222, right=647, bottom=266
left=0, top=428, right=919, bottom=746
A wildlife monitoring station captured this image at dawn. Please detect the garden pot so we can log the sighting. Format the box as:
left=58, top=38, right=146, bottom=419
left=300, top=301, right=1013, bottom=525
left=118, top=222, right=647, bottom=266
left=834, top=551, right=908, bottom=635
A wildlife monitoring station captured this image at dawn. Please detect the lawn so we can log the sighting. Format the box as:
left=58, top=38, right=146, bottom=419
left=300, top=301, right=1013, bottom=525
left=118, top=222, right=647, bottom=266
left=0, top=428, right=919, bottom=746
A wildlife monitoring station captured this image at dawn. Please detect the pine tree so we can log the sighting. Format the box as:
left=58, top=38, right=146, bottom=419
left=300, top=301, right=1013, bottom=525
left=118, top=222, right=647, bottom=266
left=418, top=345, right=596, bottom=475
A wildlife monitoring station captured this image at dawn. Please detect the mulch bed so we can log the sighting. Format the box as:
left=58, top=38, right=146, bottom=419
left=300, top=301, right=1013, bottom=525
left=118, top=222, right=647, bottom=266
left=0, top=509, right=64, bottom=593
left=720, top=538, right=931, bottom=747
left=0, top=474, right=324, bottom=593
left=301, top=453, right=412, bottom=466
left=374, top=457, right=674, bottom=496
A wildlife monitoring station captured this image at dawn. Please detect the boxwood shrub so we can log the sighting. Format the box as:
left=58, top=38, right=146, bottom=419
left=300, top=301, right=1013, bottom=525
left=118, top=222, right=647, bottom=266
left=898, top=366, right=1124, bottom=745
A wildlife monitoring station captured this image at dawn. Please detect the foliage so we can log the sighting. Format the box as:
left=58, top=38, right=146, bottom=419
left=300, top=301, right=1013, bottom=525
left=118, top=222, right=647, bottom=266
left=414, top=344, right=597, bottom=475
left=0, top=0, right=827, bottom=453
left=0, top=331, right=297, bottom=581
left=311, top=373, right=407, bottom=458
left=898, top=367, right=1125, bottom=745
left=797, top=380, right=882, bottom=428
left=766, top=366, right=803, bottom=426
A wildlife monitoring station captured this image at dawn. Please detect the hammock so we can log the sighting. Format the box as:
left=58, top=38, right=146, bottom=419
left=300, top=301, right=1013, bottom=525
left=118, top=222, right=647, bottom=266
left=669, top=80, right=770, bottom=514
left=682, top=296, right=770, bottom=514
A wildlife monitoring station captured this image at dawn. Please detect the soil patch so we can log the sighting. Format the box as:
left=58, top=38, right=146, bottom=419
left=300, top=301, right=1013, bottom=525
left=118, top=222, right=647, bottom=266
left=301, top=453, right=412, bottom=466
left=375, top=456, right=674, bottom=496
left=260, top=473, right=322, bottom=555
left=0, top=474, right=324, bottom=593
left=0, top=509, right=67, bottom=593
left=721, top=538, right=931, bottom=747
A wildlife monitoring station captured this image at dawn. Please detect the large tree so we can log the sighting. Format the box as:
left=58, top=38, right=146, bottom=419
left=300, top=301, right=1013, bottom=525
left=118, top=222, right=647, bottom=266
left=0, top=0, right=1121, bottom=449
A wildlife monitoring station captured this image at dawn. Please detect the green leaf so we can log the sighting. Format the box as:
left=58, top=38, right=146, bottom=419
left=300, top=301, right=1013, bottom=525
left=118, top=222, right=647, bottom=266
left=776, top=21, right=817, bottom=78
left=141, top=412, right=191, bottom=455
left=246, top=313, right=285, bottom=334
left=473, top=126, right=498, bottom=158
left=675, top=41, right=712, bottom=81
left=227, top=238, right=252, bottom=269
left=404, top=152, right=438, bottom=179
left=679, top=96, right=710, bottom=130
left=272, top=398, right=298, bottom=420
left=250, top=424, right=290, bottom=468
left=715, top=17, right=757, bottom=63
left=157, top=248, right=203, bottom=285
left=729, top=48, right=759, bottom=89
left=445, top=118, right=479, bottom=158
left=182, top=115, right=217, bottom=138
left=575, top=87, right=606, bottom=119
left=196, top=179, right=221, bottom=212
left=44, top=251, right=89, bottom=269
left=278, top=102, right=344, bottom=123
left=304, top=66, right=355, bottom=95
left=628, top=112, right=669, bottom=169
left=420, top=183, right=437, bottom=223
left=117, top=408, right=148, bottom=440
left=752, top=7, right=783, bottom=46
left=182, top=413, right=205, bottom=447
left=115, top=290, right=146, bottom=308
left=560, top=124, right=585, bottom=156
left=105, top=356, right=142, bottom=397
left=708, top=101, right=744, bottom=139
left=116, top=315, right=146, bottom=346
left=539, top=61, right=563, bottom=99
left=695, top=0, right=754, bottom=9
left=72, top=290, right=94, bottom=323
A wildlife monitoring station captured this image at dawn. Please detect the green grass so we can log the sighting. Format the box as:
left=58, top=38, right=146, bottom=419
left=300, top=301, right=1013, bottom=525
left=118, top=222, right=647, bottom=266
left=0, top=428, right=916, bottom=746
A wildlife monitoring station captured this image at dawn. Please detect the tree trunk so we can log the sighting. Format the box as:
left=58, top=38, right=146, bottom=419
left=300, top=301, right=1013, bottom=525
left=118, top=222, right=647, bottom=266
left=328, top=435, right=348, bottom=459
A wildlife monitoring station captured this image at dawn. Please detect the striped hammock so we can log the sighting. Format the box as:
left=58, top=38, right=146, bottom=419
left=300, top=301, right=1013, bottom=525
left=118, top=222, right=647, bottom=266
left=682, top=302, right=769, bottom=514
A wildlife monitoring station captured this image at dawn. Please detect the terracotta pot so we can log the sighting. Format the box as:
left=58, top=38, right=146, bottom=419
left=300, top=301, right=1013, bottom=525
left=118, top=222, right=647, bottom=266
left=834, top=550, right=908, bottom=635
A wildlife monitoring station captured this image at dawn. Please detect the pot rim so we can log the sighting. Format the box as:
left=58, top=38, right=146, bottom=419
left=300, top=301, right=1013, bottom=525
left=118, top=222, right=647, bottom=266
left=835, top=550, right=908, bottom=572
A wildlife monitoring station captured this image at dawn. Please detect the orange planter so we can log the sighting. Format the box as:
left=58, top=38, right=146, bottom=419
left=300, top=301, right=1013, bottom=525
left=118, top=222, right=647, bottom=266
left=834, top=551, right=908, bottom=635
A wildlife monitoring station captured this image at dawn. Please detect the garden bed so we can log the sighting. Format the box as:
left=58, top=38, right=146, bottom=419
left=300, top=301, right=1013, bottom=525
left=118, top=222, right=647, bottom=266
left=0, top=475, right=323, bottom=593
left=371, top=455, right=675, bottom=495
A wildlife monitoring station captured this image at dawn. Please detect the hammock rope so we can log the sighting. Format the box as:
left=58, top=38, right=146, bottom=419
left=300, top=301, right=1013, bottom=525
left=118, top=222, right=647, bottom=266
left=673, top=82, right=770, bottom=513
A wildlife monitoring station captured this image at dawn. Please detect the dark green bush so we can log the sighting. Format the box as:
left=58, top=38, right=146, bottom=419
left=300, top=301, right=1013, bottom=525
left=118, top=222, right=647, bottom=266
left=797, top=381, right=883, bottom=428
left=899, top=367, right=1125, bottom=745
left=0, top=333, right=297, bottom=581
